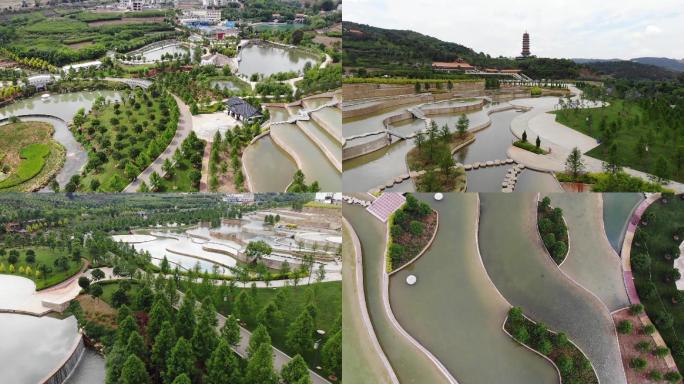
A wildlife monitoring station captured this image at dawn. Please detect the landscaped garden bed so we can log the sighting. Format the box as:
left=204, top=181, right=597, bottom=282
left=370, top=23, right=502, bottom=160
left=537, top=196, right=569, bottom=264
left=612, top=305, right=681, bottom=383
left=406, top=118, right=472, bottom=192
left=387, top=194, right=437, bottom=271
left=505, top=306, right=598, bottom=384
left=0, top=246, right=83, bottom=290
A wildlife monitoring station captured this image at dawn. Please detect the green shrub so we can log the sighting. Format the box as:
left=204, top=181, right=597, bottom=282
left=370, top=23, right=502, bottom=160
left=617, top=320, right=633, bottom=334
left=629, top=357, right=647, bottom=371
left=629, top=303, right=644, bottom=315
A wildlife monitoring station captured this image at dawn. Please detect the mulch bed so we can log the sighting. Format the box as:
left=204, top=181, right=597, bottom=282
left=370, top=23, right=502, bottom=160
left=613, top=308, right=671, bottom=383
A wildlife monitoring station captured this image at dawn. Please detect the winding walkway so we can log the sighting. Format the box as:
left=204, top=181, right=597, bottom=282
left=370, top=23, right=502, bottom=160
left=123, top=94, right=193, bottom=192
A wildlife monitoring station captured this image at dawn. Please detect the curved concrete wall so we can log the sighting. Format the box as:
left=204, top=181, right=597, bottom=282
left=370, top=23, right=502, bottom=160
left=41, top=334, right=85, bottom=384
left=343, top=135, right=390, bottom=161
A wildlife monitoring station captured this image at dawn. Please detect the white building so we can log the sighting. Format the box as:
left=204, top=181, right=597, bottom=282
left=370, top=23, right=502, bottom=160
left=180, top=8, right=221, bottom=23
left=27, top=74, right=61, bottom=89
left=223, top=193, right=255, bottom=204
left=62, top=60, right=102, bottom=73
left=315, top=193, right=342, bottom=204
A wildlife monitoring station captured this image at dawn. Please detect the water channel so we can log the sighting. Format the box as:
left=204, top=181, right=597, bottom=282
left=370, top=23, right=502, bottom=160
left=478, top=193, right=627, bottom=384
left=343, top=203, right=451, bottom=384
left=602, top=193, right=644, bottom=254
left=389, top=193, right=557, bottom=383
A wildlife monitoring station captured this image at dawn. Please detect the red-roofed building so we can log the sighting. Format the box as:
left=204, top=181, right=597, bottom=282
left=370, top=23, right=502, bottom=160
left=432, top=59, right=475, bottom=72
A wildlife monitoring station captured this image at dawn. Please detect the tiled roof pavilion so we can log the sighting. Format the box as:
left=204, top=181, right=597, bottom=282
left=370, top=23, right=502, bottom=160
left=367, top=193, right=406, bottom=223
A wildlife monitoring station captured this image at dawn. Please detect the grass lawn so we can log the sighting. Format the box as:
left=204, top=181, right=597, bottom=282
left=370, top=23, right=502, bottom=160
left=631, top=196, right=684, bottom=372
left=75, top=91, right=179, bottom=191
left=0, top=246, right=82, bottom=290
left=554, top=100, right=683, bottom=183
left=0, top=121, right=65, bottom=191
left=99, top=280, right=142, bottom=306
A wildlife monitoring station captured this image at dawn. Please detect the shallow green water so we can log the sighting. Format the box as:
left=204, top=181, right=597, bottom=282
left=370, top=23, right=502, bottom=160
left=478, top=193, right=627, bottom=384
left=602, top=193, right=644, bottom=254
left=242, top=135, right=297, bottom=192
left=389, top=194, right=557, bottom=383
left=343, top=204, right=450, bottom=384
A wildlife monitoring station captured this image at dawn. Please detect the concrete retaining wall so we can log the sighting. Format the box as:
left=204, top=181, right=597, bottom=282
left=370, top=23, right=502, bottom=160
left=343, top=81, right=485, bottom=102
left=343, top=94, right=433, bottom=119
left=343, top=134, right=390, bottom=161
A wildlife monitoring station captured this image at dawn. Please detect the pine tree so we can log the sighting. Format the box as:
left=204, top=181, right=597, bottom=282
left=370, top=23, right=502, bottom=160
left=236, top=290, right=255, bottom=325
left=321, top=330, right=342, bottom=376
left=152, top=321, right=176, bottom=379
left=281, top=354, right=311, bottom=384
left=257, top=301, right=283, bottom=333
left=120, top=355, right=149, bottom=384
left=221, top=314, right=241, bottom=346
left=191, top=299, right=218, bottom=365
left=147, top=295, right=173, bottom=342
left=286, top=311, right=314, bottom=356
left=175, top=293, right=196, bottom=340
left=170, top=374, right=191, bottom=384
left=248, top=324, right=272, bottom=358
left=163, top=338, right=195, bottom=384
left=245, top=343, right=278, bottom=384
left=125, top=331, right=147, bottom=362
left=204, top=339, right=242, bottom=384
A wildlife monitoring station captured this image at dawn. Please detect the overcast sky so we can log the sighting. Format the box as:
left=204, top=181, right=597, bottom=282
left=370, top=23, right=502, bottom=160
left=343, top=0, right=684, bottom=59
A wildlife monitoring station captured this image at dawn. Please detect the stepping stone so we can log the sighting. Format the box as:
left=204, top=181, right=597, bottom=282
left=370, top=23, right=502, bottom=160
left=494, top=159, right=501, bottom=166
left=394, top=177, right=404, bottom=184
left=464, top=164, right=472, bottom=171
left=385, top=181, right=395, bottom=188
left=417, top=170, right=427, bottom=176
left=400, top=173, right=410, bottom=180
left=486, top=160, right=494, bottom=167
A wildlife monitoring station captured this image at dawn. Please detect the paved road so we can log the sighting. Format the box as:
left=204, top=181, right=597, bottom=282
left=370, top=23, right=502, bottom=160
left=123, top=94, right=193, bottom=192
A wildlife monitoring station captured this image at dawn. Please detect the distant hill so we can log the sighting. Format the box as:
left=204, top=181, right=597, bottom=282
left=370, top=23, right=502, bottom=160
left=630, top=57, right=684, bottom=72
left=342, top=21, right=479, bottom=69
left=343, top=21, right=581, bottom=79
left=583, top=60, right=677, bottom=81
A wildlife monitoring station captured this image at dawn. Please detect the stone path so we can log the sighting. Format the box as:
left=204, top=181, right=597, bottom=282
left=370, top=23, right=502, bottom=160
left=199, top=142, right=212, bottom=192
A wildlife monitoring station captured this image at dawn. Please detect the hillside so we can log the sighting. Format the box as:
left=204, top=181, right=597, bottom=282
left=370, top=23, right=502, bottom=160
left=631, top=57, right=684, bottom=72
left=342, top=21, right=581, bottom=79
left=583, top=60, right=677, bottom=81
left=342, top=21, right=479, bottom=69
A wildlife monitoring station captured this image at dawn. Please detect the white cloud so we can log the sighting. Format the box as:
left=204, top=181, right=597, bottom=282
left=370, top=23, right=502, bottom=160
left=343, top=0, right=684, bottom=59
